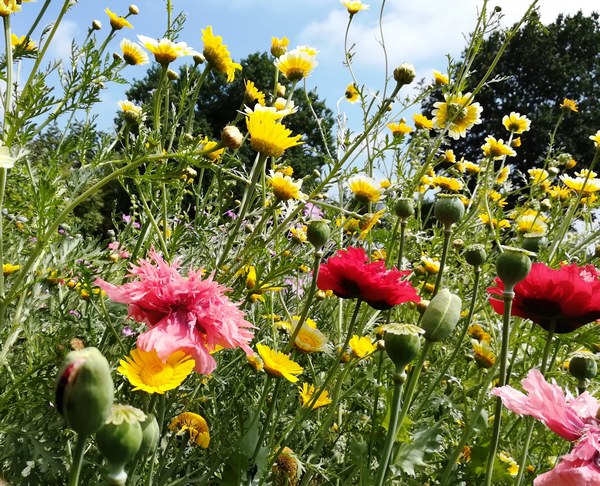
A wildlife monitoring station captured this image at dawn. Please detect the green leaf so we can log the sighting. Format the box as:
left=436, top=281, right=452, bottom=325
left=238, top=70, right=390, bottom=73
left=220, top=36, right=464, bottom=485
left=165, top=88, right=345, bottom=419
left=392, top=424, right=443, bottom=477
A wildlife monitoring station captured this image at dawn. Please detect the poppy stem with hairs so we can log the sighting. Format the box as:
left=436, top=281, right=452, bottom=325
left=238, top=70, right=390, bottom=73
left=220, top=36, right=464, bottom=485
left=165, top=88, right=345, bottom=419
left=68, top=434, right=88, bottom=486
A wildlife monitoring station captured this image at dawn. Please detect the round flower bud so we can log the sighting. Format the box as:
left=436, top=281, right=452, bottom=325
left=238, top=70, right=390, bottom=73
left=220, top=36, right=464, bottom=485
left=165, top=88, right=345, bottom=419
left=383, top=324, right=424, bottom=372
left=92, top=20, right=102, bottom=31
left=420, top=289, right=462, bottom=342
left=137, top=413, right=160, bottom=458
left=521, top=234, right=547, bottom=253
left=128, top=4, right=139, bottom=15
left=221, top=125, right=243, bottom=150
left=113, top=53, right=123, bottom=62
left=394, top=197, right=414, bottom=221
left=393, top=63, right=416, bottom=86
left=434, top=194, right=464, bottom=229
left=416, top=299, right=429, bottom=313
left=464, top=244, right=487, bottom=268
left=496, top=247, right=532, bottom=292
left=568, top=352, right=598, bottom=381
left=96, top=405, right=145, bottom=485
left=56, top=347, right=114, bottom=436
left=307, top=219, right=330, bottom=248
left=193, top=53, right=206, bottom=65
left=167, top=69, right=179, bottom=81
left=452, top=238, right=465, bottom=250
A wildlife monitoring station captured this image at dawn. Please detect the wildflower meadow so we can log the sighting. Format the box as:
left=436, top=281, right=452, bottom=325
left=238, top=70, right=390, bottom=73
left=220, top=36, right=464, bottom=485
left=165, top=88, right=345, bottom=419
left=1, top=0, right=600, bottom=485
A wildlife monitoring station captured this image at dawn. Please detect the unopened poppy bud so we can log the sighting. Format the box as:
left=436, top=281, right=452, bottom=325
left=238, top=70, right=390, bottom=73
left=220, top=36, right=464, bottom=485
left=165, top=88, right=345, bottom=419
left=420, top=289, right=462, bottom=342
left=434, top=194, right=464, bottom=229
left=496, top=247, right=532, bottom=292
left=221, top=125, right=243, bottom=149
left=92, top=20, right=102, bottom=31
left=128, top=4, right=139, bottom=15
left=393, top=63, right=416, bottom=86
left=568, top=352, right=598, bottom=381
left=96, top=405, right=145, bottom=485
left=464, top=244, right=487, bottom=268
left=394, top=197, right=414, bottom=220
left=137, top=413, right=160, bottom=458
left=384, top=324, right=424, bottom=372
left=307, top=219, right=330, bottom=248
left=56, top=347, right=114, bottom=436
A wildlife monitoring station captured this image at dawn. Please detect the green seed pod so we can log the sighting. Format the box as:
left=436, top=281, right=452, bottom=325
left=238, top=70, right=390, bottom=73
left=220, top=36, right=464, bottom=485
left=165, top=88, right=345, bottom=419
left=496, top=247, right=532, bottom=292
left=434, top=194, right=464, bottom=229
left=383, top=324, right=424, bottom=371
left=138, top=413, right=160, bottom=458
left=307, top=219, right=330, bottom=248
left=96, top=405, right=146, bottom=485
left=568, top=352, right=598, bottom=381
left=56, top=347, right=114, bottom=436
left=521, top=234, right=547, bottom=253
left=394, top=197, right=414, bottom=220
left=420, top=289, right=462, bottom=342
left=464, top=244, right=487, bottom=268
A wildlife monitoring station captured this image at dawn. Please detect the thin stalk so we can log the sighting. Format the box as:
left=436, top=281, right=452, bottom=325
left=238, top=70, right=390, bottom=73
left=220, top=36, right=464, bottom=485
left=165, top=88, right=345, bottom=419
left=433, top=228, right=453, bottom=295
left=68, top=434, right=88, bottom=486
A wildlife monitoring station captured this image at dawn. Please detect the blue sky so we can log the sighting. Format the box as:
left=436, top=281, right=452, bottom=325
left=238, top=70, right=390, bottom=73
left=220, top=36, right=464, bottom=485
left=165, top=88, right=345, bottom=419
left=10, top=0, right=599, bottom=132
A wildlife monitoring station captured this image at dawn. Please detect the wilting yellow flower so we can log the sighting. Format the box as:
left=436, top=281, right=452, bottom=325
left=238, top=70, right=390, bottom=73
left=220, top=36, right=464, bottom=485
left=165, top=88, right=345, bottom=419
left=272, top=447, right=302, bottom=486
left=137, top=35, right=199, bottom=65
left=341, top=0, right=369, bottom=15
left=467, top=324, right=491, bottom=343
left=347, top=174, right=383, bottom=203
left=349, top=335, right=377, bottom=359
left=244, top=80, right=265, bottom=106
left=387, top=121, right=413, bottom=136
left=271, top=36, right=289, bottom=57
left=433, top=69, right=449, bottom=85
left=294, top=325, right=328, bottom=353
left=420, top=256, right=440, bottom=274
left=456, top=159, right=481, bottom=174
left=502, top=112, right=531, bottom=134
left=202, top=26, right=242, bottom=82
left=413, top=113, right=433, bottom=130
left=515, top=211, right=548, bottom=235
left=590, top=130, right=600, bottom=149
left=565, top=158, right=577, bottom=169
left=432, top=176, right=463, bottom=192
left=472, top=339, right=496, bottom=368
left=345, top=83, right=360, bottom=103
left=432, top=92, right=482, bottom=139
left=105, top=8, right=132, bottom=30
left=479, top=213, right=510, bottom=230
left=257, top=343, right=303, bottom=382
left=10, top=34, right=35, bottom=52
left=495, top=166, right=510, bottom=184
left=120, top=38, right=149, bottom=66
left=268, top=171, right=306, bottom=201
left=275, top=48, right=318, bottom=82
left=118, top=348, right=195, bottom=394
left=358, top=210, right=385, bottom=239
left=2, top=263, right=20, bottom=276
left=169, top=412, right=210, bottom=448
left=511, top=137, right=522, bottom=148
left=481, top=136, right=516, bottom=159
left=458, top=445, right=472, bottom=463
left=298, top=383, right=332, bottom=409
left=560, top=98, right=578, bottom=113
left=200, top=137, right=225, bottom=162
left=246, top=109, right=303, bottom=158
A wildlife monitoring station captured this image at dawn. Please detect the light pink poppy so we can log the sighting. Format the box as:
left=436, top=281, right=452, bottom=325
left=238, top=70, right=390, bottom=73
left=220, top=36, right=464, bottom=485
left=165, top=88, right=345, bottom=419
left=96, top=250, right=254, bottom=374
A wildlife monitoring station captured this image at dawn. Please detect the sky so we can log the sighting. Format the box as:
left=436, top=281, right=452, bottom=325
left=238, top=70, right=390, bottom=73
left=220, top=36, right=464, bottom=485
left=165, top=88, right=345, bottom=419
left=10, top=0, right=600, bottom=132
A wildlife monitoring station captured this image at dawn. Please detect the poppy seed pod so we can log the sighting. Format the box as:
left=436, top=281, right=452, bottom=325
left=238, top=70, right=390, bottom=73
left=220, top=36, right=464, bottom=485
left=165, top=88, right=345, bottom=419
left=521, top=234, right=547, bottom=253
left=464, top=244, right=487, bottom=268
left=307, top=219, right=330, bottom=248
left=568, top=353, right=598, bottom=381
left=394, top=197, right=414, bottom=221
left=434, top=194, right=464, bottom=229
left=383, top=324, right=424, bottom=372
left=56, top=347, right=114, bottom=436
left=420, top=289, right=462, bottom=342
left=496, top=247, right=532, bottom=292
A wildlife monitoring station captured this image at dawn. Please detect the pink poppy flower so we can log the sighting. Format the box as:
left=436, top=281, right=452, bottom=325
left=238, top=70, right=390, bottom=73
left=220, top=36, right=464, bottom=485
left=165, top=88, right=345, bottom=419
left=493, top=369, right=600, bottom=485
left=96, top=250, right=254, bottom=374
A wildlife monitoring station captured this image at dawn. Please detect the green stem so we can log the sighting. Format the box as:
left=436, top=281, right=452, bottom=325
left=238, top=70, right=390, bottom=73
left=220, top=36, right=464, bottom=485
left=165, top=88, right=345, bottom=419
left=68, top=434, right=88, bottom=486
left=433, top=228, right=452, bottom=295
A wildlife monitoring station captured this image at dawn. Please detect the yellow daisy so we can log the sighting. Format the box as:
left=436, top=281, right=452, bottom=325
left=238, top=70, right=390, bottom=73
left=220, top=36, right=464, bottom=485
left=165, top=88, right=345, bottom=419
left=120, top=39, right=149, bottom=66
left=547, top=185, right=571, bottom=201
left=387, top=121, right=412, bottom=136
left=246, top=109, right=303, bottom=158
left=169, top=412, right=210, bottom=448
left=590, top=130, right=600, bottom=149
left=341, top=0, right=369, bottom=15
left=247, top=354, right=264, bottom=372
left=413, top=113, right=433, bottom=130
left=349, top=335, right=377, bottom=359
left=271, top=36, right=289, bottom=58
left=105, top=8, right=132, bottom=30
left=432, top=175, right=463, bottom=191
left=495, top=166, right=510, bottom=184
left=298, top=383, right=332, bottom=409
left=289, top=225, right=308, bottom=244
left=560, top=98, right=578, bottom=113
left=432, top=69, right=449, bottom=85
left=268, top=170, right=307, bottom=201
left=456, top=159, right=481, bottom=174
left=275, top=48, right=318, bottom=82
left=294, top=324, right=328, bottom=353
left=515, top=212, right=548, bottom=235
left=479, top=213, right=510, bottom=230
left=347, top=174, right=383, bottom=203
left=202, top=26, right=242, bottom=82
left=244, top=80, right=265, bottom=106
left=10, top=33, right=35, bottom=52
left=2, top=263, right=20, bottom=276
left=488, top=190, right=508, bottom=207
left=561, top=173, right=600, bottom=195
left=137, top=35, right=199, bottom=65
left=443, top=149, right=456, bottom=163
left=432, top=92, right=482, bottom=139
left=345, top=83, right=360, bottom=103
left=420, top=256, right=440, bottom=274
left=118, top=348, right=195, bottom=394
left=358, top=210, right=385, bottom=239
left=481, top=136, right=516, bottom=159
left=467, top=323, right=491, bottom=343
left=498, top=452, right=519, bottom=477
left=118, top=100, right=144, bottom=124
left=277, top=316, right=318, bottom=332
left=257, top=343, right=303, bottom=382
left=0, top=0, right=21, bottom=16
left=528, top=168, right=551, bottom=189
left=472, top=339, right=496, bottom=369
left=200, top=137, right=225, bottom=162
left=502, top=112, right=531, bottom=134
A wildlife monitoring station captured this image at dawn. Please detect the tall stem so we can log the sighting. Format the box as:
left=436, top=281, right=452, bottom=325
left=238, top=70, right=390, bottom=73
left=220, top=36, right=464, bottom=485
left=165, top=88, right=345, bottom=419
left=433, top=228, right=452, bottom=296
left=68, top=434, right=88, bottom=486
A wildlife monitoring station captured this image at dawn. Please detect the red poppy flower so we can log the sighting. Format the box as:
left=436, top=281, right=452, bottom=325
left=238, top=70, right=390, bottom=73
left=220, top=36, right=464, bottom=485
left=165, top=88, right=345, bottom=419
left=487, top=262, right=600, bottom=333
left=317, top=247, right=420, bottom=310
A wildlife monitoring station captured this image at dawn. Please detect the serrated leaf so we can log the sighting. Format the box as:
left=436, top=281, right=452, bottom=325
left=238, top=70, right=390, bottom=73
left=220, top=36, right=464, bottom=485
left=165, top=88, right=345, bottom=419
left=392, top=424, right=443, bottom=477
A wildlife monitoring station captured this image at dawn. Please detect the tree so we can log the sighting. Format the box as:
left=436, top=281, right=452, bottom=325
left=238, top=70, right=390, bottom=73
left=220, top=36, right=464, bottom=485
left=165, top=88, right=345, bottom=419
left=422, top=10, right=600, bottom=173
left=125, top=52, right=335, bottom=178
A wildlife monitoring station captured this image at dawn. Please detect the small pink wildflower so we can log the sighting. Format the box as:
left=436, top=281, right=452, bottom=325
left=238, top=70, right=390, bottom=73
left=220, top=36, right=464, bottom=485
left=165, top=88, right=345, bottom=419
left=493, top=369, right=600, bottom=485
left=95, top=250, right=254, bottom=374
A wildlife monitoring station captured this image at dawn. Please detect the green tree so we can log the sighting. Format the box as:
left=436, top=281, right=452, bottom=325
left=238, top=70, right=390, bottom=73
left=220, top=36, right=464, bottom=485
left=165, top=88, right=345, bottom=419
left=422, top=10, right=600, bottom=173
left=125, top=52, right=335, bottom=178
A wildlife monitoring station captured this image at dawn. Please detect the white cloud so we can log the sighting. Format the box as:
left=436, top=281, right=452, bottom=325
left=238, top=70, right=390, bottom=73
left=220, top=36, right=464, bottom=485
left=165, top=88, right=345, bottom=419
left=47, top=19, right=77, bottom=61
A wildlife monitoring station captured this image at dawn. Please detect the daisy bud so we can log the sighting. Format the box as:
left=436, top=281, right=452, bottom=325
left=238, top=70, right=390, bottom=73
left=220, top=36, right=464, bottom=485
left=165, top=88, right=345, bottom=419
left=452, top=238, right=465, bottom=249
left=394, top=197, right=414, bottom=221
left=416, top=299, right=429, bottom=313
left=167, top=69, right=179, bottom=81
left=138, top=413, right=160, bottom=458
left=193, top=53, right=206, bottom=65
left=496, top=247, right=532, bottom=292
left=393, top=63, right=416, bottom=86
left=434, top=194, right=465, bottom=230
left=56, top=347, right=114, bottom=436
left=307, top=219, right=330, bottom=249
left=221, top=125, right=244, bottom=149
left=383, top=324, right=424, bottom=373
left=128, top=4, right=139, bottom=15
left=464, top=244, right=487, bottom=268
left=92, top=20, right=102, bottom=31
left=96, top=405, right=145, bottom=485
left=113, top=52, right=123, bottom=62
left=420, top=289, right=462, bottom=342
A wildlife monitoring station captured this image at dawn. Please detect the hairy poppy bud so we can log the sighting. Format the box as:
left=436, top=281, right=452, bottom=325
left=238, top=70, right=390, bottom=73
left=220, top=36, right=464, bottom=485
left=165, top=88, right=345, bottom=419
left=394, top=197, right=414, bottom=221
left=383, top=324, right=424, bottom=373
left=464, top=244, right=487, bottom=268
left=56, top=347, right=114, bottom=436
left=496, top=247, right=532, bottom=292
left=434, top=194, right=464, bottom=229
left=307, top=219, right=330, bottom=248
left=420, top=289, right=462, bottom=342
left=138, top=413, right=160, bottom=458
